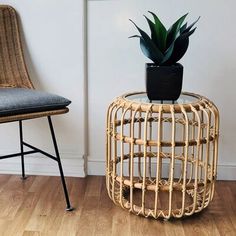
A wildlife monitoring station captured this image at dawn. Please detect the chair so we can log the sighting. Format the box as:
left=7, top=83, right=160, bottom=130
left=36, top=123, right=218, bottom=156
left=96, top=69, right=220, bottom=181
left=0, top=5, right=73, bottom=211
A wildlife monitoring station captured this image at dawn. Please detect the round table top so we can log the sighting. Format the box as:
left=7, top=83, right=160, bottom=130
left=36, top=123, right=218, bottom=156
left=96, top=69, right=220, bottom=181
left=125, top=92, right=200, bottom=105
left=113, top=92, right=216, bottom=113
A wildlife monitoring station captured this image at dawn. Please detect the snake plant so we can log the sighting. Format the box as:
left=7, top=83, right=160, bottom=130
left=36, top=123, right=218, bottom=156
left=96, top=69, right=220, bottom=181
left=130, top=12, right=199, bottom=66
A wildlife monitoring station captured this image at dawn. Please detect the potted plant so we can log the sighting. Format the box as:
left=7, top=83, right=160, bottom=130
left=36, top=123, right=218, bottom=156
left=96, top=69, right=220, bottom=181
left=130, top=12, right=199, bottom=101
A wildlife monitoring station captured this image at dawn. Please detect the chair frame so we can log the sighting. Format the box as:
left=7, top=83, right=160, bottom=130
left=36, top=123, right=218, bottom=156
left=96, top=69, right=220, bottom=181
left=0, top=117, right=73, bottom=211
left=0, top=5, right=73, bottom=211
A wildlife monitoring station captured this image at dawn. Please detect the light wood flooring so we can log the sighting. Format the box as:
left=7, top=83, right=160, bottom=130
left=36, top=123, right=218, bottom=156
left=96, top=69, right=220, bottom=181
left=0, top=175, right=235, bottom=236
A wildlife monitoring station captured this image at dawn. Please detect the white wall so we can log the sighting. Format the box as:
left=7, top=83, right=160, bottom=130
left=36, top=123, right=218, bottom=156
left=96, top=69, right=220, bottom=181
left=87, top=0, right=236, bottom=180
left=0, top=0, right=86, bottom=177
left=0, top=1, right=235, bottom=180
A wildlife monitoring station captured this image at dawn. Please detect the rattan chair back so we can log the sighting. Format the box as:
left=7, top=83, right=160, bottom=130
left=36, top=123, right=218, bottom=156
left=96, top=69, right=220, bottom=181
left=0, top=5, right=34, bottom=89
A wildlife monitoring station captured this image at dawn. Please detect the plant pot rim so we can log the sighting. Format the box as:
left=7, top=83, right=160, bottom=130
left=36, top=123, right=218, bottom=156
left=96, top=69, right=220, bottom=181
left=146, top=63, right=183, bottom=68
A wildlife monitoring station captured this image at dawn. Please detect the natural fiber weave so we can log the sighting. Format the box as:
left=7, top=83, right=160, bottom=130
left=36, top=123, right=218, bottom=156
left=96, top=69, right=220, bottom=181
left=0, top=5, right=34, bottom=89
left=0, top=5, right=68, bottom=123
left=106, top=92, right=219, bottom=219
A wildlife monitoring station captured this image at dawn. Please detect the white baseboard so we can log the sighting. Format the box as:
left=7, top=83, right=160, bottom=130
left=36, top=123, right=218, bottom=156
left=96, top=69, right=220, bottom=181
left=0, top=151, right=86, bottom=177
left=2, top=153, right=235, bottom=180
left=217, top=165, right=236, bottom=180
left=87, top=159, right=236, bottom=181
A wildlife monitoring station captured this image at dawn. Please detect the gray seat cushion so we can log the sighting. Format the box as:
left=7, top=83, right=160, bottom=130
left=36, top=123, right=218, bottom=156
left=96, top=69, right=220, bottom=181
left=0, top=88, right=71, bottom=116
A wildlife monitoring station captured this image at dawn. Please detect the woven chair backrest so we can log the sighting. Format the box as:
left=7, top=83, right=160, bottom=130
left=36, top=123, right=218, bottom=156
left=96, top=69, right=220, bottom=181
left=0, top=5, right=34, bottom=89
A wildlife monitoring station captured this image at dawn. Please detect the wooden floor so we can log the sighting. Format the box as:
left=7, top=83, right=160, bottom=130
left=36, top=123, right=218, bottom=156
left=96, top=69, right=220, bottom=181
left=0, top=175, right=235, bottom=236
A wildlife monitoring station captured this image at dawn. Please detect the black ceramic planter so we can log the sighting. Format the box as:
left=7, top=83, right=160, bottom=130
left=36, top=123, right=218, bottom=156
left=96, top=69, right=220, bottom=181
left=146, top=63, right=183, bottom=101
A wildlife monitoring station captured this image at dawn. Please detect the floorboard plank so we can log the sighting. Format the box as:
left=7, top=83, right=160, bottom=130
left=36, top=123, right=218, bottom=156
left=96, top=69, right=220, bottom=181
left=0, top=175, right=234, bottom=236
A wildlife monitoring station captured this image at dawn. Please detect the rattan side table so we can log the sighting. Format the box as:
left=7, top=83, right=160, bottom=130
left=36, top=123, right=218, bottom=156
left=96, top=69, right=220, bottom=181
left=106, top=92, right=219, bottom=219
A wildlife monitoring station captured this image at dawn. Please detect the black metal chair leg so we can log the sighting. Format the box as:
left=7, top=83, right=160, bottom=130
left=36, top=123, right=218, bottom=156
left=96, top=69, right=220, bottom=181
left=47, top=116, right=74, bottom=211
left=19, top=120, right=27, bottom=180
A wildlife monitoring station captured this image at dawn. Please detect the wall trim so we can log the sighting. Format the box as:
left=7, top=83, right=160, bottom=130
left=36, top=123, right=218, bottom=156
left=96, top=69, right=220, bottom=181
left=87, top=159, right=236, bottom=181
left=83, top=0, right=89, bottom=176
left=0, top=152, right=86, bottom=177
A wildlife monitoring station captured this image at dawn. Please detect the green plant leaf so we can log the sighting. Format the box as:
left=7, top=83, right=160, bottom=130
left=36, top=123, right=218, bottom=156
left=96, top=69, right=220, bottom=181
left=143, top=16, right=159, bottom=46
left=161, top=42, right=175, bottom=64
left=129, top=35, right=141, bottom=38
left=162, top=15, right=189, bottom=64
left=166, top=13, right=188, bottom=48
left=183, top=16, right=200, bottom=33
left=130, top=35, right=163, bottom=64
left=129, top=34, right=162, bottom=63
left=147, top=11, right=167, bottom=52
left=139, top=37, right=159, bottom=63
left=180, top=22, right=187, bottom=33
left=164, top=38, right=189, bottom=65
left=129, top=19, right=164, bottom=63
left=164, top=27, right=197, bottom=65
left=181, top=27, right=197, bottom=38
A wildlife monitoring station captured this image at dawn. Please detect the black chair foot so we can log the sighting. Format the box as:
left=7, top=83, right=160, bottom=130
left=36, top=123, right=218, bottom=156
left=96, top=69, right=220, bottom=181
left=21, top=175, right=28, bottom=180
left=66, top=206, right=74, bottom=211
